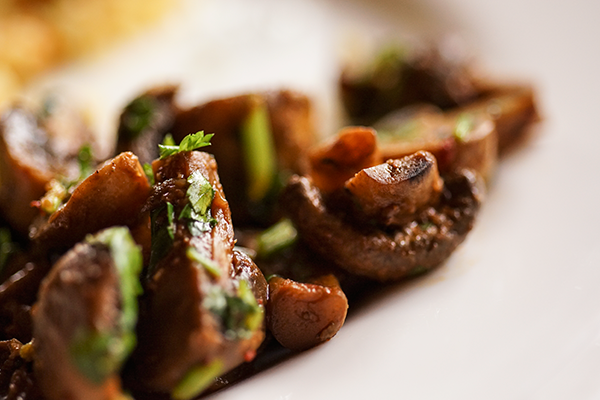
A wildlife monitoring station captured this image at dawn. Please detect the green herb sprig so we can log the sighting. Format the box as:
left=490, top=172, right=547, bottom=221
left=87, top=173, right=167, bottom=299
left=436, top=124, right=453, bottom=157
left=159, top=131, right=213, bottom=159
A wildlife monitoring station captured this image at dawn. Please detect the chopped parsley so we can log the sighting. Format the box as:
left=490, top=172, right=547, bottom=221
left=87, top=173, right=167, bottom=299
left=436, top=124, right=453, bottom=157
left=240, top=96, right=277, bottom=202
left=120, top=95, right=156, bottom=139
left=159, top=131, right=213, bottom=159
left=35, top=143, right=96, bottom=215
left=0, top=227, right=17, bottom=273
left=186, top=246, right=221, bottom=279
left=256, top=218, right=297, bottom=259
left=203, top=280, right=263, bottom=340
left=71, top=227, right=143, bottom=384
left=172, top=359, right=224, bottom=400
left=142, top=163, right=155, bottom=185
left=453, top=113, right=474, bottom=142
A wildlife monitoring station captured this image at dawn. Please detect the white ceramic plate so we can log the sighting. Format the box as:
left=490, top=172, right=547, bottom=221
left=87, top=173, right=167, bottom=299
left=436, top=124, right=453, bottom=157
left=25, top=0, right=600, bottom=398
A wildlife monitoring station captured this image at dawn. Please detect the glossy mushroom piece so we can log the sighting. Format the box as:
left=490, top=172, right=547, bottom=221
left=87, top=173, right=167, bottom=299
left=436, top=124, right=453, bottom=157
left=345, top=151, right=444, bottom=227
left=375, top=105, right=498, bottom=183
left=0, top=105, right=94, bottom=236
left=32, top=227, right=143, bottom=400
left=127, top=150, right=266, bottom=399
left=30, top=152, right=151, bottom=252
left=282, top=159, right=484, bottom=282
left=308, top=126, right=380, bottom=193
left=267, top=274, right=348, bottom=351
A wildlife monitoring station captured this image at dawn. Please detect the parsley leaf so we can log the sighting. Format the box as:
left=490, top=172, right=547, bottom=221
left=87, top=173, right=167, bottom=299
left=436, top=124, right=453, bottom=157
left=74, top=227, right=143, bottom=384
left=186, top=171, right=215, bottom=217
left=142, top=163, right=155, bottom=185
left=240, top=97, right=277, bottom=202
left=203, top=280, right=263, bottom=340
left=158, top=131, right=214, bottom=159
left=172, top=359, right=224, bottom=400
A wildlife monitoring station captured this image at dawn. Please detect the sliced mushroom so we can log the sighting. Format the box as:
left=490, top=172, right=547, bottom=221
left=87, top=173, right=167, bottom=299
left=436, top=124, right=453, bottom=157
left=171, top=90, right=315, bottom=227
left=345, top=151, right=443, bottom=227
left=32, top=227, right=143, bottom=400
left=308, top=126, right=380, bottom=193
left=340, top=44, right=482, bottom=125
left=0, top=105, right=94, bottom=235
left=115, top=85, right=179, bottom=164
left=127, top=151, right=265, bottom=398
left=281, top=169, right=484, bottom=282
left=447, top=85, right=539, bottom=154
left=375, top=105, right=498, bottom=182
left=30, top=151, right=151, bottom=252
left=267, top=274, right=348, bottom=351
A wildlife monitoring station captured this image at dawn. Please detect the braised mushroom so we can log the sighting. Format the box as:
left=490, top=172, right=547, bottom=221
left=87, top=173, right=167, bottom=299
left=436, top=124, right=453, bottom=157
left=32, top=227, right=143, bottom=400
left=126, top=149, right=265, bottom=399
left=345, top=151, right=444, bottom=227
left=340, top=44, right=482, bottom=125
left=30, top=152, right=151, bottom=252
left=267, top=274, right=348, bottom=351
left=375, top=106, right=498, bottom=182
left=308, top=126, right=380, bottom=193
left=281, top=166, right=484, bottom=282
left=0, top=105, right=94, bottom=235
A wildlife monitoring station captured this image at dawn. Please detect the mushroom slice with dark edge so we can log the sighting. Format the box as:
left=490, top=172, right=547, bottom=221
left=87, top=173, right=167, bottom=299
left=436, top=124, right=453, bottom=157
left=308, top=126, right=380, bottom=193
left=375, top=105, right=498, bottom=183
left=32, top=227, right=143, bottom=400
left=345, top=151, right=444, bottom=227
left=281, top=167, right=484, bottom=282
left=30, top=151, right=151, bottom=252
left=126, top=143, right=265, bottom=399
left=267, top=274, right=348, bottom=351
left=115, top=85, right=179, bottom=165
left=0, top=104, right=95, bottom=236
left=447, top=85, right=539, bottom=154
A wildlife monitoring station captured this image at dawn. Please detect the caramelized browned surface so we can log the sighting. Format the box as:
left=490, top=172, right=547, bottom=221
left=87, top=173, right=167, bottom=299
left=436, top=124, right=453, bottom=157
left=308, top=126, right=379, bottom=193
left=129, top=152, right=265, bottom=394
left=267, top=275, right=348, bottom=351
left=31, top=152, right=150, bottom=251
left=345, top=151, right=443, bottom=227
left=32, top=243, right=124, bottom=400
left=282, top=170, right=484, bottom=281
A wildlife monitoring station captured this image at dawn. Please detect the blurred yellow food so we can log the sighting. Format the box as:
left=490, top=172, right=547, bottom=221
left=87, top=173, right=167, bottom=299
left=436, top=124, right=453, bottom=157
left=0, top=0, right=175, bottom=108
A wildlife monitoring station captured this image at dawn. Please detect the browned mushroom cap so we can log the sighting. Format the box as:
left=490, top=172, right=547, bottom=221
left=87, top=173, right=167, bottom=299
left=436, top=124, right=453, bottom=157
left=345, top=151, right=443, bottom=227
left=30, top=152, right=151, bottom=252
left=447, top=85, right=539, bottom=154
left=267, top=274, right=348, bottom=351
left=115, top=85, right=179, bottom=164
left=308, top=126, right=380, bottom=193
left=281, top=169, right=484, bottom=282
left=0, top=105, right=93, bottom=235
left=375, top=106, right=498, bottom=182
